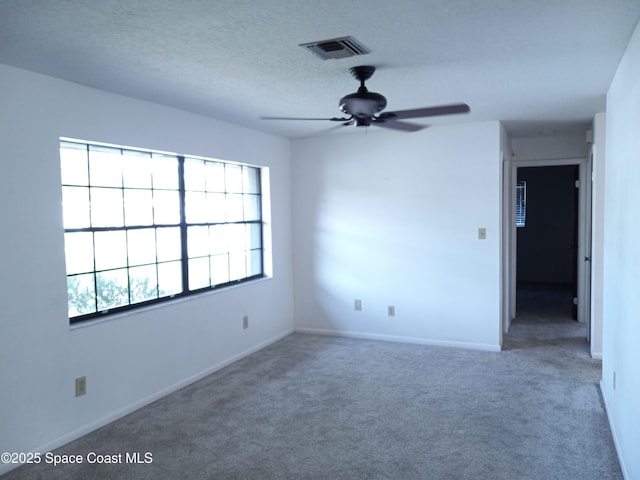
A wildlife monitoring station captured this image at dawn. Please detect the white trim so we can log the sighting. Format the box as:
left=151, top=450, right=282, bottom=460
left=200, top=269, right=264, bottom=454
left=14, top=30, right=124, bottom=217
left=507, top=157, right=592, bottom=330
left=295, top=327, right=502, bottom=352
left=0, top=329, right=294, bottom=476
left=512, top=157, right=584, bottom=167
left=501, top=152, right=512, bottom=337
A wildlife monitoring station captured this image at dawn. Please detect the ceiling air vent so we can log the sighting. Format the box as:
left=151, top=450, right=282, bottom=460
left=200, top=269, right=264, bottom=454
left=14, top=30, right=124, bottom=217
left=300, top=36, right=370, bottom=60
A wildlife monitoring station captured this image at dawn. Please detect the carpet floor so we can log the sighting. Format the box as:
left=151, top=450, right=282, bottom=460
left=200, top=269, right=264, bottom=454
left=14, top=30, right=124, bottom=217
left=3, top=291, right=621, bottom=479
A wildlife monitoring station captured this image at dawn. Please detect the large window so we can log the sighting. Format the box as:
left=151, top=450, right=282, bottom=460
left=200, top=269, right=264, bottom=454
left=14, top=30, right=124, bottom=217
left=60, top=140, right=264, bottom=323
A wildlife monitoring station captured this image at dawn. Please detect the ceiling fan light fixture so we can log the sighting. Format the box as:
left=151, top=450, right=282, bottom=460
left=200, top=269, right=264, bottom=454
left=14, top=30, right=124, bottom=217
left=354, top=117, right=372, bottom=127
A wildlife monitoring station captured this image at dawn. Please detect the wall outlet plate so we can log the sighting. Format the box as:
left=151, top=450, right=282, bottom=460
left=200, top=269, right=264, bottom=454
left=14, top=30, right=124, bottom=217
left=243, top=315, right=249, bottom=329
left=75, top=376, right=86, bottom=397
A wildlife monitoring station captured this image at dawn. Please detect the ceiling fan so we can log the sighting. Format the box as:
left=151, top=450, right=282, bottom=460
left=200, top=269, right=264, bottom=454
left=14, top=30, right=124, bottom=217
left=262, top=65, right=470, bottom=132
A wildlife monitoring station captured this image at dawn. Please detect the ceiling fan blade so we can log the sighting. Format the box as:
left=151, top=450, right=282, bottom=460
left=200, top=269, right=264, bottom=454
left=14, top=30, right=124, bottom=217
left=381, top=103, right=470, bottom=120
left=374, top=119, right=426, bottom=132
left=260, top=116, right=352, bottom=121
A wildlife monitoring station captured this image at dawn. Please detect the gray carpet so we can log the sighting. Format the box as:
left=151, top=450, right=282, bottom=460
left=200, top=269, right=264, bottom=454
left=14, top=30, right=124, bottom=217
left=3, top=297, right=621, bottom=479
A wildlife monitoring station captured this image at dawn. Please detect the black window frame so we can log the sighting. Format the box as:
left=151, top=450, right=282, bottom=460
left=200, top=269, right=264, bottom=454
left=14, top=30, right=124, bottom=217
left=60, top=139, right=265, bottom=325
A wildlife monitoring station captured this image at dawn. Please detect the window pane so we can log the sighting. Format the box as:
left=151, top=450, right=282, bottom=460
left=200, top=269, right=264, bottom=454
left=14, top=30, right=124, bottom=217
left=151, top=154, right=179, bottom=189
left=243, top=194, right=260, bottom=221
left=153, top=190, right=180, bottom=224
left=229, top=252, right=246, bottom=281
left=185, top=191, right=208, bottom=223
left=156, top=227, right=181, bottom=261
left=205, top=161, right=225, bottom=192
left=64, top=232, right=94, bottom=275
left=228, top=223, right=247, bottom=251
left=249, top=223, right=262, bottom=249
left=124, top=189, right=154, bottom=226
left=188, top=257, right=210, bottom=290
left=122, top=150, right=152, bottom=188
left=184, top=158, right=206, bottom=191
left=249, top=249, right=262, bottom=276
left=94, top=230, right=127, bottom=270
left=210, top=254, right=229, bottom=286
left=127, top=228, right=157, bottom=266
left=62, top=186, right=91, bottom=229
left=67, top=273, right=96, bottom=317
left=60, top=143, right=89, bottom=185
left=129, top=264, right=158, bottom=303
left=225, top=164, right=243, bottom=193
left=89, top=146, right=123, bottom=187
left=187, top=226, right=209, bottom=258
left=208, top=193, right=226, bottom=223
left=158, top=261, right=182, bottom=296
left=97, top=269, right=129, bottom=311
left=90, top=187, right=124, bottom=227
left=243, top=167, right=259, bottom=194
left=209, top=224, right=229, bottom=254
left=226, top=194, right=244, bottom=222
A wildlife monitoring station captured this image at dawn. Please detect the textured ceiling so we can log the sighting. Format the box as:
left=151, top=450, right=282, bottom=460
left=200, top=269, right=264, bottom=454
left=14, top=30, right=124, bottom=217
left=1, top=0, right=639, bottom=138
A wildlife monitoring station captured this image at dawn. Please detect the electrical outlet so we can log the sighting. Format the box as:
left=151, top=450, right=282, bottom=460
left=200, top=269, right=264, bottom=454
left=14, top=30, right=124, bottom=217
left=355, top=299, right=362, bottom=311
left=478, top=227, right=487, bottom=240
left=243, top=315, right=249, bottom=329
left=388, top=305, right=395, bottom=317
left=75, top=376, right=86, bottom=397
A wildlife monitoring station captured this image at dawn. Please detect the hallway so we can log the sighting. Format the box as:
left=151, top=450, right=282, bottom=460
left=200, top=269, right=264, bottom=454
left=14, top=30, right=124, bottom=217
left=504, top=282, right=596, bottom=379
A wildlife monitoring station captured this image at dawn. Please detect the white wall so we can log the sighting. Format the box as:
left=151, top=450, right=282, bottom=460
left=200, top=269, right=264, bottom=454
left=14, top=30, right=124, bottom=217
left=0, top=64, right=294, bottom=472
left=601, top=19, right=640, bottom=480
left=291, top=122, right=503, bottom=351
left=511, top=134, right=590, bottom=161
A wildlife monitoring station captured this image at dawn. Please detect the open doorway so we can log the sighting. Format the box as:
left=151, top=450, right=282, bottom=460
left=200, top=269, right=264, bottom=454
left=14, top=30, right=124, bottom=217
left=516, top=165, right=579, bottom=322
left=506, top=159, right=592, bottom=348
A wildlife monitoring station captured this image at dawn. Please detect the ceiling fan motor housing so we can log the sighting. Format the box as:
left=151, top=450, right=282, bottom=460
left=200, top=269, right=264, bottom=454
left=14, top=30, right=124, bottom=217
left=339, top=89, right=387, bottom=120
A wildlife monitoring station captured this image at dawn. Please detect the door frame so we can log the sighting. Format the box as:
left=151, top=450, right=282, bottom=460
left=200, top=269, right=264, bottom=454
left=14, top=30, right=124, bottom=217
left=502, top=156, right=592, bottom=339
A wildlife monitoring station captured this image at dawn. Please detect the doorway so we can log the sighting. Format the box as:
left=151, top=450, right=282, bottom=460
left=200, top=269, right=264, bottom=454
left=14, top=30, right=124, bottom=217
left=516, top=165, right=579, bottom=322
left=504, top=157, right=592, bottom=347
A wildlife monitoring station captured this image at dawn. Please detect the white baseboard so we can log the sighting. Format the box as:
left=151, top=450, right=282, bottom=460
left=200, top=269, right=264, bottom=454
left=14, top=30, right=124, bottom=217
left=295, top=327, right=501, bottom=352
left=0, top=329, right=294, bottom=477
left=591, top=351, right=603, bottom=360
left=600, top=380, right=629, bottom=480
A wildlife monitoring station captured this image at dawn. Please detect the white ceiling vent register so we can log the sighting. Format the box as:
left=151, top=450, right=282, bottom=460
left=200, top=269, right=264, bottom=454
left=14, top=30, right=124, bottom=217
left=300, top=36, right=370, bottom=60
